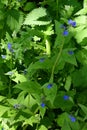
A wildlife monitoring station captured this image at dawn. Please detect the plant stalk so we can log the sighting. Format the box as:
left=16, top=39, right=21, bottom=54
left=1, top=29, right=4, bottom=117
left=50, top=39, right=64, bottom=82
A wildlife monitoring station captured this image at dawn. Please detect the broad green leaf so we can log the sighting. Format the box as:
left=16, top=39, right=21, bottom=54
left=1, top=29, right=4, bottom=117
left=84, top=0, right=87, bottom=8
left=72, top=65, right=87, bottom=87
left=61, top=120, right=71, bottom=130
left=78, top=104, right=87, bottom=115
left=76, top=49, right=87, bottom=65
left=0, top=105, right=9, bottom=116
left=75, top=15, right=87, bottom=25
left=75, top=27, right=87, bottom=43
left=23, top=2, right=36, bottom=11
left=23, top=114, right=40, bottom=126
left=12, top=73, right=27, bottom=83
left=75, top=8, right=87, bottom=15
left=23, top=7, right=50, bottom=26
left=54, top=91, right=74, bottom=111
left=7, top=98, right=18, bottom=106
left=61, top=49, right=77, bottom=66
left=56, top=112, right=68, bottom=127
left=64, top=76, right=71, bottom=91
left=14, top=81, right=41, bottom=103
left=43, top=83, right=57, bottom=105
left=27, top=58, right=53, bottom=77
left=0, top=95, right=6, bottom=102
left=7, top=9, right=23, bottom=31
left=38, top=125, right=48, bottom=130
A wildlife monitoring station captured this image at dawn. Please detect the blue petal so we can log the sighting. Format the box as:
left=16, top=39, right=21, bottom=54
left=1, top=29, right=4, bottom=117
left=39, top=58, right=45, bottom=62
left=47, top=84, right=53, bottom=89
left=69, top=115, right=76, bottom=122
left=63, top=95, right=69, bottom=100
left=41, top=103, right=45, bottom=108
left=68, top=50, right=74, bottom=55
left=63, top=30, right=69, bottom=36
left=7, top=43, right=12, bottom=50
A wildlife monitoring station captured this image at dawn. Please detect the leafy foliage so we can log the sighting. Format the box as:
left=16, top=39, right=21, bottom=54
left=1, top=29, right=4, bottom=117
left=0, top=0, right=87, bottom=130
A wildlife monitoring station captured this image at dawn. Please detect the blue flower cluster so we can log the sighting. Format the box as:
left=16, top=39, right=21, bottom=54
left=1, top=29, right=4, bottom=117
left=62, top=19, right=76, bottom=36
left=68, top=19, right=76, bottom=27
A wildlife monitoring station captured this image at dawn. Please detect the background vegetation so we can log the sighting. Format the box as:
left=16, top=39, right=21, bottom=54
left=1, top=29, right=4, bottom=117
left=0, top=0, right=87, bottom=130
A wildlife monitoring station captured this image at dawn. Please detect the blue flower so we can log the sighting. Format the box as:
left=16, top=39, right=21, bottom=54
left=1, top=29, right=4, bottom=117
left=68, top=19, right=76, bottom=27
left=41, top=102, right=45, bottom=108
left=68, top=50, right=74, bottom=55
left=7, top=43, right=12, bottom=50
left=69, top=115, right=76, bottom=122
left=6, top=71, right=14, bottom=75
left=13, top=104, right=20, bottom=109
left=7, top=43, right=14, bottom=52
left=1, top=55, right=6, bottom=59
left=47, top=84, right=53, bottom=89
left=63, top=30, right=69, bottom=36
left=39, top=58, right=45, bottom=62
left=63, top=95, right=69, bottom=100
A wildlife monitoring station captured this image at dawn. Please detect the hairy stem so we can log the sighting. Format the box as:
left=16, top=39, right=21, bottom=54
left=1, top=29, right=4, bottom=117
left=50, top=40, right=64, bottom=82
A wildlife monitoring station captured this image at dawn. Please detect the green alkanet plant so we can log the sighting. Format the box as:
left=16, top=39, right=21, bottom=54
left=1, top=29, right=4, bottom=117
left=0, top=0, right=86, bottom=130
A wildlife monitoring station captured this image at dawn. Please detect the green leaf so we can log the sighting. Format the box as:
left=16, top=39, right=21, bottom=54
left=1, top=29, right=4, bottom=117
left=0, top=105, right=9, bottom=116
left=38, top=125, right=48, bottom=130
left=72, top=65, right=87, bottom=87
left=75, top=27, right=87, bottom=43
left=1, top=0, right=8, bottom=5
left=61, top=120, right=71, bottom=130
left=23, top=114, right=40, bottom=126
left=84, top=0, right=87, bottom=8
left=23, top=7, right=50, bottom=26
left=43, top=83, right=57, bottom=105
left=14, top=81, right=41, bottom=94
left=0, top=95, right=6, bottom=102
left=78, top=104, right=87, bottom=115
left=76, top=49, right=87, bottom=65
left=75, top=8, right=87, bottom=15
left=54, top=20, right=64, bottom=48
left=7, top=9, right=23, bottom=31
left=64, top=76, right=71, bottom=91
left=82, top=123, right=87, bottom=130
left=61, top=49, right=77, bottom=66
left=23, top=2, right=36, bottom=11
left=54, top=91, right=74, bottom=111
left=27, top=58, right=53, bottom=77
left=56, top=112, right=68, bottom=127
left=12, top=73, right=27, bottom=83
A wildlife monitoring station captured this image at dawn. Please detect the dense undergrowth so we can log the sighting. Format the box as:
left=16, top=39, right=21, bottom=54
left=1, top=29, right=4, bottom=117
left=0, top=0, right=87, bottom=130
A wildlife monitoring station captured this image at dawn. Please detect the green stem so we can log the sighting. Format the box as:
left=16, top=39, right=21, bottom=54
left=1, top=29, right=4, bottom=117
left=50, top=39, right=64, bottom=82
left=56, top=0, right=59, bottom=19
